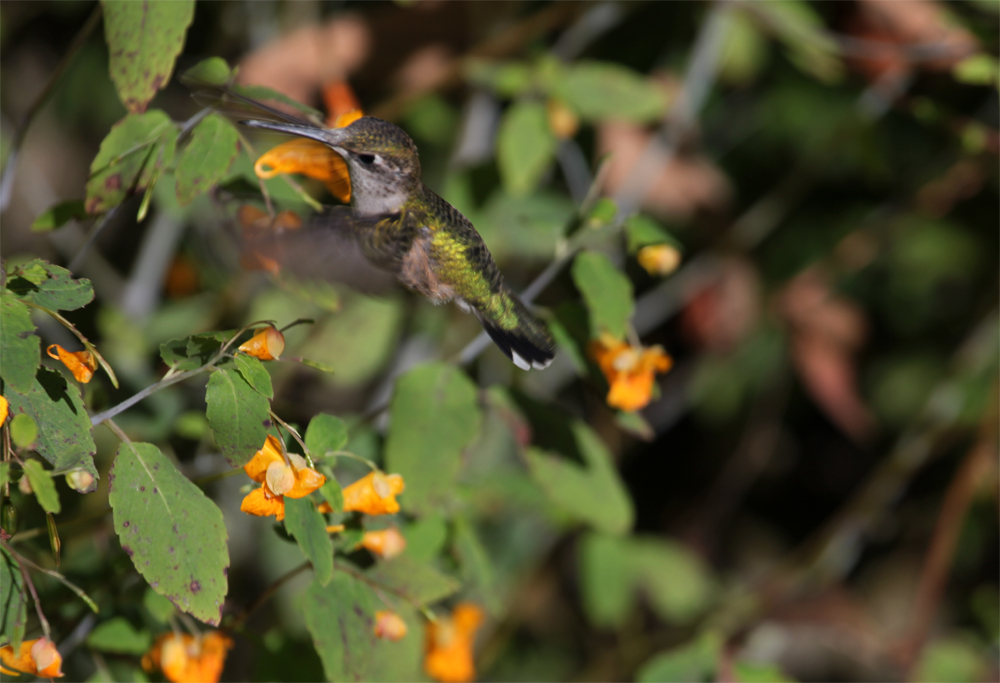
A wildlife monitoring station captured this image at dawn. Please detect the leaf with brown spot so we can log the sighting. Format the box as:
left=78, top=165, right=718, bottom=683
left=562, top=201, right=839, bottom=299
left=109, top=441, right=230, bottom=625
left=102, top=0, right=195, bottom=113
left=174, top=114, right=240, bottom=205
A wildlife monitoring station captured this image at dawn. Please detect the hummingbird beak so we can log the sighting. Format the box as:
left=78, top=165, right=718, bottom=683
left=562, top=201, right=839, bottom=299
left=240, top=119, right=348, bottom=150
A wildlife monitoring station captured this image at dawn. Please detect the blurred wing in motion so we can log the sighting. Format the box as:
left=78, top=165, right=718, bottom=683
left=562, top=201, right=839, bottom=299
left=183, top=77, right=325, bottom=129
left=235, top=204, right=396, bottom=296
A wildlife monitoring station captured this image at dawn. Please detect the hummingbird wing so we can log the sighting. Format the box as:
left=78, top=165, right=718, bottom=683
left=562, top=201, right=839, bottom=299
left=184, top=78, right=325, bottom=129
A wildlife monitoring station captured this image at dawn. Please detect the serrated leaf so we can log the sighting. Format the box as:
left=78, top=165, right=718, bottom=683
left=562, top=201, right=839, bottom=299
left=205, top=368, right=270, bottom=467
left=305, top=414, right=348, bottom=459
left=109, top=441, right=229, bottom=625
left=234, top=354, right=273, bottom=399
left=0, top=547, right=28, bottom=651
left=6, top=368, right=98, bottom=481
left=10, top=414, right=38, bottom=450
left=85, top=110, right=176, bottom=214
left=555, top=61, right=668, bottom=123
left=175, top=114, right=239, bottom=205
left=6, top=260, right=95, bottom=311
left=86, top=617, right=152, bottom=655
left=303, top=573, right=378, bottom=682
left=23, top=460, right=60, bottom=514
left=31, top=200, right=88, bottom=232
left=497, top=100, right=558, bottom=197
left=526, top=422, right=633, bottom=534
left=102, top=0, right=195, bottom=113
left=159, top=331, right=229, bottom=371
left=284, top=497, right=334, bottom=586
left=571, top=251, right=634, bottom=339
left=365, top=555, right=461, bottom=606
left=0, top=292, right=39, bottom=392
left=384, top=363, right=482, bottom=514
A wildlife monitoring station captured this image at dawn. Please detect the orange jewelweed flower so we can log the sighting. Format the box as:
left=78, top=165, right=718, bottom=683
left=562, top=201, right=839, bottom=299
left=374, top=610, right=409, bottom=641
left=588, top=333, right=673, bottom=412
left=0, top=637, right=64, bottom=677
left=47, top=344, right=97, bottom=383
left=141, top=631, right=233, bottom=683
left=341, top=471, right=405, bottom=516
left=238, top=326, right=285, bottom=361
left=547, top=98, right=579, bottom=140
left=424, top=603, right=484, bottom=683
left=254, top=80, right=364, bottom=203
left=240, top=435, right=325, bottom=521
left=637, top=244, right=682, bottom=277
left=359, top=527, right=407, bottom=559
left=0, top=396, right=7, bottom=424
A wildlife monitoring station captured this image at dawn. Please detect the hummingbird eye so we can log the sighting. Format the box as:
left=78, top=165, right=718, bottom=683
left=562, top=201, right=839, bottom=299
left=357, top=154, right=376, bottom=165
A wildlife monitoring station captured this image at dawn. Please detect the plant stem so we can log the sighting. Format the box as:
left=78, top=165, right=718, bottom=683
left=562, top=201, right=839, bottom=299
left=91, top=365, right=208, bottom=427
left=229, top=561, right=312, bottom=631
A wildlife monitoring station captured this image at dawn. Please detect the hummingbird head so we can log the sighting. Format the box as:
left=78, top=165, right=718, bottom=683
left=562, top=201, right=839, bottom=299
left=242, top=116, right=421, bottom=215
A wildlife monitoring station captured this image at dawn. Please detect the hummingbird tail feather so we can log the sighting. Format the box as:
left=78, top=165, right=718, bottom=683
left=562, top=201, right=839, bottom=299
left=475, top=295, right=555, bottom=371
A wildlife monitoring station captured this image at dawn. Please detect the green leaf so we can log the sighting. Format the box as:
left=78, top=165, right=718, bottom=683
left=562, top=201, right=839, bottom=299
left=465, top=59, right=535, bottom=97
left=6, top=368, right=98, bottom=481
left=6, top=260, right=95, bottom=311
left=23, top=459, right=60, bottom=514
left=86, top=617, right=152, bottom=655
left=234, top=354, right=273, bottom=399
left=915, top=636, right=988, bottom=683
left=109, top=441, right=230, bottom=625
left=733, top=662, right=795, bottom=683
left=284, top=497, right=334, bottom=586
left=571, top=251, right=634, bottom=339
left=404, top=514, right=448, bottom=562
left=384, top=362, right=482, bottom=514
left=526, top=422, right=634, bottom=534
left=497, top=100, right=558, bottom=197
left=205, top=368, right=271, bottom=467
left=0, top=547, right=28, bottom=651
left=143, top=587, right=175, bottom=623
left=953, top=54, right=1000, bottom=86
left=85, top=110, right=176, bottom=214
left=181, top=57, right=232, bottom=86
left=102, top=0, right=195, bottom=113
left=753, top=0, right=843, bottom=84
left=0, top=292, right=39, bottom=392
left=452, top=515, right=500, bottom=614
left=303, top=573, right=378, bottom=682
left=365, top=555, right=461, bottom=606
left=320, top=476, right=344, bottom=515
left=718, top=8, right=771, bottom=86
left=615, top=410, right=655, bottom=441
left=579, top=533, right=636, bottom=629
left=31, top=200, right=88, bottom=232
left=625, top=214, right=680, bottom=253
left=555, top=61, right=668, bottom=123
left=636, top=631, right=722, bottom=683
left=299, top=358, right=336, bottom=373
left=159, top=331, right=230, bottom=371
left=9, top=414, right=37, bottom=450
left=305, top=414, right=348, bottom=460
left=175, top=114, right=240, bottom=205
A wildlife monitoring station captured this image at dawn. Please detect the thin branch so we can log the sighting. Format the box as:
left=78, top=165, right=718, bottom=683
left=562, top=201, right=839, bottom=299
left=90, top=365, right=209, bottom=427
left=0, top=4, right=102, bottom=213
left=229, top=561, right=311, bottom=631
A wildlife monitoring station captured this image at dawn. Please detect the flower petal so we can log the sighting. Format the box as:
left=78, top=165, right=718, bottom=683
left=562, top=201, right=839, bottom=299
left=343, top=472, right=405, bottom=515
left=254, top=139, right=352, bottom=203
left=47, top=344, right=97, bottom=383
left=374, top=611, right=408, bottom=641
left=243, top=435, right=285, bottom=482
left=286, top=465, right=326, bottom=498
left=238, top=326, right=285, bottom=361
left=241, top=487, right=286, bottom=521
left=360, top=528, right=407, bottom=559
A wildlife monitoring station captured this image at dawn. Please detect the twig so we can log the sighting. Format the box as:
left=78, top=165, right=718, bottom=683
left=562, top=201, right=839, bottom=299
left=900, top=436, right=997, bottom=675
left=90, top=365, right=209, bottom=427
left=228, top=561, right=311, bottom=631
left=17, top=552, right=50, bottom=639
left=0, top=4, right=102, bottom=213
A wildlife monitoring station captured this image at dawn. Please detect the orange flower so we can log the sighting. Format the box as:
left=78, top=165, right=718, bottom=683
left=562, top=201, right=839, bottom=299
left=47, top=344, right=97, bottom=383
left=637, top=244, right=682, bottom=277
left=588, top=333, right=673, bottom=412
left=424, top=603, right=484, bottom=683
left=359, top=527, right=407, bottom=559
left=254, top=80, right=364, bottom=203
left=238, top=326, right=286, bottom=361
left=547, top=98, right=579, bottom=139
left=0, top=396, right=7, bottom=424
left=341, top=471, right=405, bottom=515
left=141, top=631, right=233, bottom=683
left=374, top=611, right=408, bottom=641
left=0, top=638, right=64, bottom=677
left=240, top=435, right=326, bottom=521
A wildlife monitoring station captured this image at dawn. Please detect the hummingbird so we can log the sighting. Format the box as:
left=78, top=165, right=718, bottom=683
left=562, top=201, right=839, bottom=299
left=195, top=84, right=555, bottom=371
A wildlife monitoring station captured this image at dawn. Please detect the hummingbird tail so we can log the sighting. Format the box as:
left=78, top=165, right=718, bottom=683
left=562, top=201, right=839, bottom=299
left=475, top=294, right=555, bottom=371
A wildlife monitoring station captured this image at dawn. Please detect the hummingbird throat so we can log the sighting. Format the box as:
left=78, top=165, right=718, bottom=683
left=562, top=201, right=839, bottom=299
left=347, top=166, right=411, bottom=215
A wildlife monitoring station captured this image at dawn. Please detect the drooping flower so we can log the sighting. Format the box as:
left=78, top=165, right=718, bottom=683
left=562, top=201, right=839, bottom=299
left=588, top=333, right=673, bottom=412
left=47, top=344, right=97, bottom=383
left=340, top=471, right=405, bottom=516
left=359, top=527, right=407, bottom=559
left=637, top=244, right=682, bottom=277
left=141, top=631, right=233, bottom=683
left=374, top=611, right=408, bottom=641
left=240, top=435, right=325, bottom=521
left=238, top=326, right=286, bottom=361
left=0, top=396, right=7, bottom=424
left=0, top=638, right=64, bottom=677
left=424, top=603, right=484, bottom=683
left=253, top=80, right=364, bottom=203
